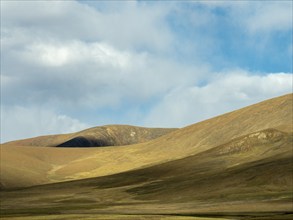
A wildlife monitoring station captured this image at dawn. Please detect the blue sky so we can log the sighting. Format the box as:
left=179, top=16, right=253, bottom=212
left=1, top=0, right=292, bottom=142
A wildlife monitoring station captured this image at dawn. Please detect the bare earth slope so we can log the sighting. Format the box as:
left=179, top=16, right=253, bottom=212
left=0, top=94, right=292, bottom=190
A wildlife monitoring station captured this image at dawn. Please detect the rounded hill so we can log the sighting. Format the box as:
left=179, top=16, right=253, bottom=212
left=3, top=125, right=177, bottom=148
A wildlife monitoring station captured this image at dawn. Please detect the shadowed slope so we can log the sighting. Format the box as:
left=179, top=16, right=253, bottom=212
left=0, top=94, right=292, bottom=189
left=3, top=125, right=177, bottom=147
left=1, top=127, right=292, bottom=219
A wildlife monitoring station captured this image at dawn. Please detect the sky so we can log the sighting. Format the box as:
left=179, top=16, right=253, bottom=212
left=1, top=0, right=292, bottom=143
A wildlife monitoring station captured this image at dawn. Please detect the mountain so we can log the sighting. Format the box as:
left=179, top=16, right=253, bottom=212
left=3, top=125, right=177, bottom=147
left=0, top=94, right=292, bottom=219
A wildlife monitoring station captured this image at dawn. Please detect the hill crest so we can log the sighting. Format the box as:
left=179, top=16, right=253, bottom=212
left=0, top=93, right=292, bottom=189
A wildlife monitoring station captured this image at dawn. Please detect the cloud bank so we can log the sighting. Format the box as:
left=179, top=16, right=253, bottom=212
left=1, top=1, right=292, bottom=142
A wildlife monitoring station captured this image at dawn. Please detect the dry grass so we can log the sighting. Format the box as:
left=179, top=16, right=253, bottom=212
left=0, top=94, right=292, bottom=219
left=0, top=214, right=232, bottom=220
left=3, top=125, right=177, bottom=147
left=1, top=94, right=292, bottom=189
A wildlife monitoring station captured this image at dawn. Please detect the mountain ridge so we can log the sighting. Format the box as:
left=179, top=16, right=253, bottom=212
left=3, top=125, right=177, bottom=147
left=1, top=93, right=292, bottom=219
left=0, top=94, right=292, bottom=189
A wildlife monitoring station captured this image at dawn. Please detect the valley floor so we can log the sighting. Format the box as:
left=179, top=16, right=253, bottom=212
left=1, top=213, right=293, bottom=220
left=0, top=213, right=229, bottom=220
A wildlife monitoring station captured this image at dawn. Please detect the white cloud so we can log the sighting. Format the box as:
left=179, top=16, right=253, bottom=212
left=1, top=1, right=292, bottom=142
left=144, top=72, right=292, bottom=127
left=242, top=2, right=292, bottom=33
left=22, top=41, right=132, bottom=68
left=0, top=105, right=89, bottom=143
left=1, top=1, right=190, bottom=110
left=1, top=37, right=205, bottom=109
left=1, top=0, right=173, bottom=52
left=197, top=1, right=292, bottom=33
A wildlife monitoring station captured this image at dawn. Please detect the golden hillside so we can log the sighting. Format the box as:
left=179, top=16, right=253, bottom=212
left=0, top=94, right=292, bottom=219
left=0, top=94, right=292, bottom=189
left=3, top=125, right=177, bottom=147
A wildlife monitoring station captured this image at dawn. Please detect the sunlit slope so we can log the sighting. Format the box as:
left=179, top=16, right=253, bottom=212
left=1, top=127, right=292, bottom=218
left=0, top=94, right=292, bottom=189
left=3, top=125, right=177, bottom=147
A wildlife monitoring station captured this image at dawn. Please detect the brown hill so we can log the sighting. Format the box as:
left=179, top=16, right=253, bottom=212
left=3, top=125, right=177, bottom=147
left=0, top=93, right=292, bottom=219
left=1, top=94, right=291, bottom=190
left=1, top=127, right=292, bottom=219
